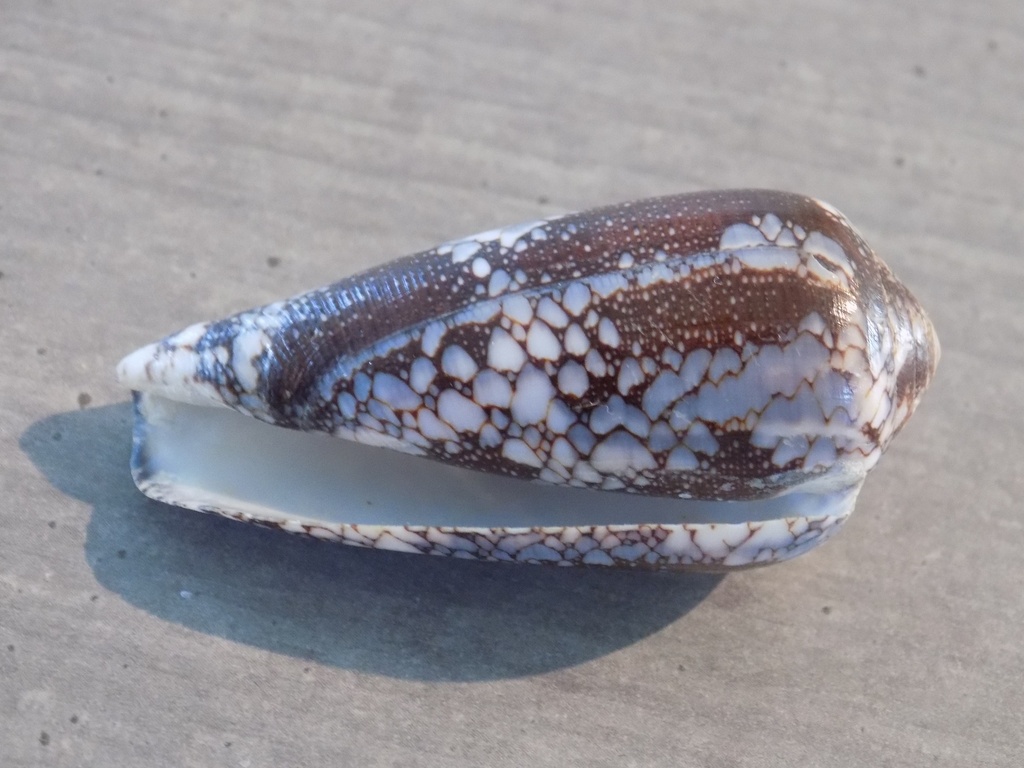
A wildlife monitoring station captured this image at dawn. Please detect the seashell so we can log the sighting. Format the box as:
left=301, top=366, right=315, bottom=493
left=117, top=190, right=938, bottom=569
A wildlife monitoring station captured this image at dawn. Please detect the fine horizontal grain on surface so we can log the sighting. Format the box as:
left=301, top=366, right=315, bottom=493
left=1, top=1, right=1022, bottom=767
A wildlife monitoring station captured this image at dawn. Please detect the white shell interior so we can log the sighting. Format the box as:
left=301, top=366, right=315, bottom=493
left=133, top=394, right=860, bottom=545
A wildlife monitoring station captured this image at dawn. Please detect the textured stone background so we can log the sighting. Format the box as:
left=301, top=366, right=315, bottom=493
left=2, top=2, right=1022, bottom=766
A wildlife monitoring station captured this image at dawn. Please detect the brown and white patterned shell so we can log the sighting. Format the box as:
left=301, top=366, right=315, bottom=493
left=118, top=189, right=938, bottom=569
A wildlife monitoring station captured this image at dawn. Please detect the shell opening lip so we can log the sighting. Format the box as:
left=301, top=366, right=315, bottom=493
left=129, top=392, right=860, bottom=567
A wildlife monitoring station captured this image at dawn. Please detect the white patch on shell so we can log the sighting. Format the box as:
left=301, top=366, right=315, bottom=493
left=719, top=223, right=770, bottom=250
left=231, top=330, right=269, bottom=392
left=684, top=421, right=719, bottom=456
left=473, top=369, right=513, bottom=409
left=546, top=399, right=576, bottom=434
left=590, top=431, right=657, bottom=473
left=562, top=283, right=591, bottom=316
left=563, top=324, right=590, bottom=356
left=802, top=231, right=854, bottom=285
left=804, top=436, right=838, bottom=470
left=441, top=345, right=479, bottom=382
left=372, top=372, right=421, bottom=411
left=353, top=373, right=371, bottom=402
left=589, top=272, right=629, bottom=299
left=665, top=445, right=699, bottom=471
left=641, top=349, right=712, bottom=420
left=488, top=328, right=527, bottom=372
left=598, top=318, right=621, bottom=348
left=526, top=320, right=561, bottom=361
left=488, top=270, right=511, bottom=297
left=536, top=297, right=569, bottom=328
left=502, top=438, right=543, bottom=468
left=758, top=213, right=784, bottom=241
left=421, top=321, right=446, bottom=357
left=648, top=421, right=676, bottom=453
left=409, top=358, right=436, bottom=394
left=708, top=348, right=742, bottom=383
left=500, top=220, right=547, bottom=249
left=451, top=241, right=482, bottom=264
left=557, top=361, right=589, bottom=398
left=418, top=410, right=458, bottom=441
left=550, top=437, right=578, bottom=468
left=737, top=248, right=800, bottom=272
left=617, top=357, right=644, bottom=396
left=167, top=321, right=209, bottom=348
left=471, top=256, right=491, bottom=278
left=772, top=436, right=811, bottom=467
left=511, top=365, right=556, bottom=425
left=437, top=390, right=486, bottom=433
left=775, top=229, right=798, bottom=247
left=479, top=423, right=502, bottom=448
left=502, top=295, right=534, bottom=325
left=584, top=348, right=607, bottom=378
left=798, top=311, right=828, bottom=337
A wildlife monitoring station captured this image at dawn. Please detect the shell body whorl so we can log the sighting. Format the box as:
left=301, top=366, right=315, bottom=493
left=118, top=190, right=938, bottom=568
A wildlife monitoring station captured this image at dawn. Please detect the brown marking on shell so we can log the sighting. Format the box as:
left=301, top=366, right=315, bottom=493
left=250, top=191, right=862, bottom=421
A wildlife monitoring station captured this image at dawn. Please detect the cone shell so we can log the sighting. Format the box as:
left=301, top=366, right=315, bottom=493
left=118, top=190, right=938, bottom=569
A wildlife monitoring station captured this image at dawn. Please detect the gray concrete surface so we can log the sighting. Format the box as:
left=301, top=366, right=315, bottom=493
left=2, top=1, right=1022, bottom=766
